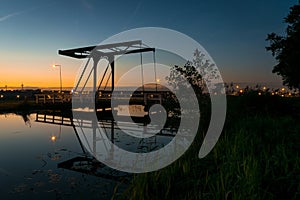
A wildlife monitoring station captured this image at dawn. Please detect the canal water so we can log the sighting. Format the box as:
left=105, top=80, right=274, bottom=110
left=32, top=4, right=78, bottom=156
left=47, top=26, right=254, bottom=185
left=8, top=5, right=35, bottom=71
left=0, top=113, right=125, bottom=200
left=0, top=113, right=174, bottom=200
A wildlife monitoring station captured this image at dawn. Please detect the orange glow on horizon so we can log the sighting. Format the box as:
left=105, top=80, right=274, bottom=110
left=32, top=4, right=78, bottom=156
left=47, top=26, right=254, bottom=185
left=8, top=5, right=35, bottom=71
left=0, top=78, right=76, bottom=89
left=1, top=63, right=76, bottom=88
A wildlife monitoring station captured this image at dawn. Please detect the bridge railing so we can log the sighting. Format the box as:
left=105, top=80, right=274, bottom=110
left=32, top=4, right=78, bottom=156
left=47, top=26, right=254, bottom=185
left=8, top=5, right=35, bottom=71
left=35, top=90, right=164, bottom=105
left=35, top=93, right=71, bottom=104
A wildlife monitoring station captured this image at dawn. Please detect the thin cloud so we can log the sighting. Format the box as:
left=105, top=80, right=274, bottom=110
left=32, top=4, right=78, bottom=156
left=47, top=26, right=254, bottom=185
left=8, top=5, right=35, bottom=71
left=122, top=0, right=143, bottom=30
left=0, top=3, right=53, bottom=23
left=0, top=12, right=21, bottom=22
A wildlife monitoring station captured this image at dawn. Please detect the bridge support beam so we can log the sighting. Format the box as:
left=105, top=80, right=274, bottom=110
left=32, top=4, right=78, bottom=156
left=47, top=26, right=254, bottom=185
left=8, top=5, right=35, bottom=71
left=108, top=56, right=114, bottom=93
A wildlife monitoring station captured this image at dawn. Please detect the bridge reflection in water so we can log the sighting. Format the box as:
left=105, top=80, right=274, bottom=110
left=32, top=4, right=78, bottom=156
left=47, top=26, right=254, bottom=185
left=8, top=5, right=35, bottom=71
left=35, top=110, right=178, bottom=179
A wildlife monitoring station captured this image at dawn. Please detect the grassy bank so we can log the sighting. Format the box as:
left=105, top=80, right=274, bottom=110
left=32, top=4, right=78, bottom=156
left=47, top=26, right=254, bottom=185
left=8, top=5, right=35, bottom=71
left=114, top=95, right=300, bottom=200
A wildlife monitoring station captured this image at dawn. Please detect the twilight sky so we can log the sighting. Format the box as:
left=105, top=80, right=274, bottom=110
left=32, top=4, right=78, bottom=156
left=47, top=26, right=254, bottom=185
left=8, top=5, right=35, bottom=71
left=0, top=0, right=297, bottom=88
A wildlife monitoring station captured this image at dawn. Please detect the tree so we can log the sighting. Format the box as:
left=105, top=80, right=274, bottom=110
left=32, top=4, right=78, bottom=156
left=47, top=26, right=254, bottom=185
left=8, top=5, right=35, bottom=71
left=266, top=3, right=300, bottom=89
left=166, top=60, right=204, bottom=95
left=166, top=48, right=219, bottom=97
left=165, top=49, right=214, bottom=119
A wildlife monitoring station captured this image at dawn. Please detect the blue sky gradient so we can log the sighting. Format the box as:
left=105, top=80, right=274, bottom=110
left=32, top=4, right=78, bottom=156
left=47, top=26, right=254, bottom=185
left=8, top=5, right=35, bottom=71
left=0, top=0, right=297, bottom=88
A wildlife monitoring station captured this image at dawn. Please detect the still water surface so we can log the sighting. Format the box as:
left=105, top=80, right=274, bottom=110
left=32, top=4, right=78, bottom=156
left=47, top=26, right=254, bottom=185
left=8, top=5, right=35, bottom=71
left=0, top=112, right=174, bottom=199
left=0, top=113, right=128, bottom=200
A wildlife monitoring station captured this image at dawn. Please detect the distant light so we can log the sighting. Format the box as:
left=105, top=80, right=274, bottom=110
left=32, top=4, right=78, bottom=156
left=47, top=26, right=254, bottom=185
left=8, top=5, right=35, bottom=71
left=271, top=92, right=275, bottom=95
left=281, top=94, right=284, bottom=97
left=236, top=85, right=239, bottom=89
left=52, top=64, right=61, bottom=68
left=51, top=136, right=56, bottom=142
left=281, top=88, right=285, bottom=91
left=263, top=86, right=266, bottom=90
left=156, top=79, right=160, bottom=83
left=258, top=92, right=262, bottom=96
left=289, top=93, right=292, bottom=96
left=0, top=95, right=3, bottom=98
left=239, top=89, right=243, bottom=93
left=16, top=95, right=20, bottom=98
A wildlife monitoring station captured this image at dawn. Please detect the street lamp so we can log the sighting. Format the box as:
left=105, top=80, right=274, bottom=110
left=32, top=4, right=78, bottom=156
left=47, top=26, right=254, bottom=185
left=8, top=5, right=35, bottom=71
left=52, top=64, right=62, bottom=93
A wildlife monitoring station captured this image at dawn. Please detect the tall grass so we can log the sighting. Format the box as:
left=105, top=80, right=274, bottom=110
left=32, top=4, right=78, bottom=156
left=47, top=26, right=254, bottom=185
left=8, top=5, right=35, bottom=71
left=113, top=96, right=300, bottom=200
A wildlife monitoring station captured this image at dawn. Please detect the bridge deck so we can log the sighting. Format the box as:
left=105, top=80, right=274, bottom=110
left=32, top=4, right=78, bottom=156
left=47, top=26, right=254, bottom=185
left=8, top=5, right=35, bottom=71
left=35, top=90, right=167, bottom=106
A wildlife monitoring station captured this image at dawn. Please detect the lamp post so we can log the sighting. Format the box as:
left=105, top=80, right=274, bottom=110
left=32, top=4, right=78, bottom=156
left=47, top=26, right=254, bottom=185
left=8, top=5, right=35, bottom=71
left=52, top=64, right=62, bottom=93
